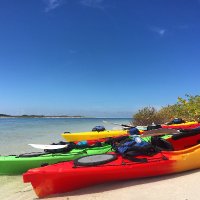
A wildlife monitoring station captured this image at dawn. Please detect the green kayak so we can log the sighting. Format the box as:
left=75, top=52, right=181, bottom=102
left=0, top=144, right=112, bottom=175
left=0, top=134, right=172, bottom=175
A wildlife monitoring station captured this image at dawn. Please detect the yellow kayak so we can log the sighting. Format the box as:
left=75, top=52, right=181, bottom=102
left=169, top=121, right=198, bottom=126
left=61, top=130, right=129, bottom=142
left=162, top=121, right=199, bottom=129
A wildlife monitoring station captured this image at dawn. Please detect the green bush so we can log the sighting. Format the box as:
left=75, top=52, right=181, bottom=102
left=132, top=94, right=200, bottom=125
left=175, top=94, right=200, bottom=121
left=132, top=107, right=165, bottom=125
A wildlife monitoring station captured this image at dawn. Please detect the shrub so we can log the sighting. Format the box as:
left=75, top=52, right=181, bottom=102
left=132, top=106, right=164, bottom=125
left=132, top=94, right=200, bottom=125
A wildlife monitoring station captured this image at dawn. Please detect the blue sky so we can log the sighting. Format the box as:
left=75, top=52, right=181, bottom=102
left=0, top=0, right=200, bottom=117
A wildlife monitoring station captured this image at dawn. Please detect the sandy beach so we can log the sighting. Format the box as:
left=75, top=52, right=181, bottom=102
left=1, top=169, right=199, bottom=200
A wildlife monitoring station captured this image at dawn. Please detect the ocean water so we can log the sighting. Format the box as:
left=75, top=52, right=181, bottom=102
left=0, top=118, right=131, bottom=200
left=0, top=118, right=132, bottom=155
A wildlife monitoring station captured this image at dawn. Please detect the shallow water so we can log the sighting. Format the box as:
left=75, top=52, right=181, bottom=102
left=0, top=118, right=131, bottom=200
left=0, top=118, right=131, bottom=155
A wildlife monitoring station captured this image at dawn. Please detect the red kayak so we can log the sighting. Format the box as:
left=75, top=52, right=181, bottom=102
left=162, top=122, right=200, bottom=129
left=23, top=129, right=200, bottom=198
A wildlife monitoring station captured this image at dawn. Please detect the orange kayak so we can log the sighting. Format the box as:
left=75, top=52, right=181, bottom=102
left=23, top=129, right=200, bottom=198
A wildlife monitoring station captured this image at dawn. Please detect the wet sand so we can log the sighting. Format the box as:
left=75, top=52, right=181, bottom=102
left=1, top=170, right=200, bottom=200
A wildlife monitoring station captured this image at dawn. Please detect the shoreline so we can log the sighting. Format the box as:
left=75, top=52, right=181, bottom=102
left=0, top=116, right=90, bottom=119
left=0, top=116, right=131, bottom=119
left=0, top=116, right=86, bottom=119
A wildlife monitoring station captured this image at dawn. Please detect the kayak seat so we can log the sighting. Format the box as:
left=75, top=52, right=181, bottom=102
left=123, top=144, right=158, bottom=156
left=151, top=137, right=174, bottom=151
left=166, top=118, right=185, bottom=125
left=147, top=124, right=162, bottom=130
left=73, top=154, right=117, bottom=167
left=172, top=127, right=200, bottom=140
left=122, top=151, right=148, bottom=163
left=17, top=152, right=50, bottom=158
left=92, top=126, right=106, bottom=132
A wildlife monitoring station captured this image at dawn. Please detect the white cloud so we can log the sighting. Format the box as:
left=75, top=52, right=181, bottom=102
left=150, top=26, right=167, bottom=37
left=44, top=0, right=63, bottom=12
left=80, top=0, right=104, bottom=9
left=43, top=0, right=105, bottom=12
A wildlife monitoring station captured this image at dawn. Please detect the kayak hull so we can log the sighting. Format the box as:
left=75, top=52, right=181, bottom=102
left=0, top=145, right=111, bottom=175
left=23, top=143, right=200, bottom=198
left=162, top=122, right=200, bottom=129
left=62, top=130, right=129, bottom=142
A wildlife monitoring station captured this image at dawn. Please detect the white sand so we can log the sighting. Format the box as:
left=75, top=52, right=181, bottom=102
left=1, top=170, right=200, bottom=200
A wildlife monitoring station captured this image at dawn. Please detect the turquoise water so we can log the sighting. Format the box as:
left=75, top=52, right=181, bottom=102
left=0, top=118, right=131, bottom=155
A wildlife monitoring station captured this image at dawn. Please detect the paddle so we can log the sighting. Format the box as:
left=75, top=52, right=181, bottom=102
left=102, top=120, right=134, bottom=128
left=29, top=144, right=68, bottom=150
left=142, top=128, right=180, bottom=135
left=103, top=120, right=179, bottom=132
left=103, top=120, right=180, bottom=137
left=140, top=128, right=180, bottom=137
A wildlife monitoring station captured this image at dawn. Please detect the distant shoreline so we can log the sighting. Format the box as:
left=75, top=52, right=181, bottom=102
left=0, top=115, right=131, bottom=119
left=0, top=114, right=86, bottom=119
